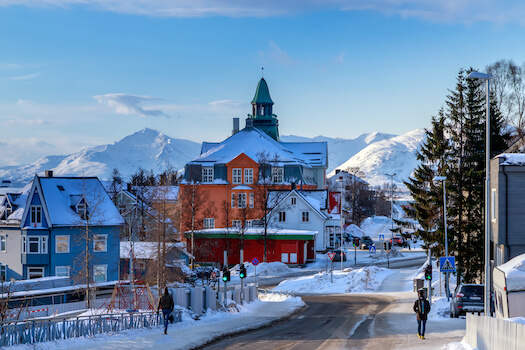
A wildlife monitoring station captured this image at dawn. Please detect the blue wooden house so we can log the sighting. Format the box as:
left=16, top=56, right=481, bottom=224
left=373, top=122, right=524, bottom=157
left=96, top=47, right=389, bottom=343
left=0, top=172, right=124, bottom=282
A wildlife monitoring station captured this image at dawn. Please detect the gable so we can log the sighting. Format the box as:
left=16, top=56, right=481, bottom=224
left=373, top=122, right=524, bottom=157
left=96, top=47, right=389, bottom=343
left=226, top=153, right=259, bottom=168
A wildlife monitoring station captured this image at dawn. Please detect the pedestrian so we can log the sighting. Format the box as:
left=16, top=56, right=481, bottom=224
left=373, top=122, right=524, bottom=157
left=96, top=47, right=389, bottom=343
left=413, top=289, right=431, bottom=339
left=157, top=286, right=174, bottom=334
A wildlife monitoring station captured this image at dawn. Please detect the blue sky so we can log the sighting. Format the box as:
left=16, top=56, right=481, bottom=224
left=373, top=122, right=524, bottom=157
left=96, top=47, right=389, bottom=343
left=2, top=1, right=525, bottom=166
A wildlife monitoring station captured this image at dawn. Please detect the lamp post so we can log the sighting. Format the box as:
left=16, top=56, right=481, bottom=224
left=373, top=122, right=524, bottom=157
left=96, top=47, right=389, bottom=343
left=337, top=176, right=344, bottom=271
left=433, top=175, right=449, bottom=300
left=385, top=173, right=396, bottom=250
left=468, top=71, right=492, bottom=316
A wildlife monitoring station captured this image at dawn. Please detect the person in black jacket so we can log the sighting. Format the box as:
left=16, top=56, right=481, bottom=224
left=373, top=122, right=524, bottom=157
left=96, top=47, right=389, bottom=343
left=413, top=289, right=431, bottom=339
left=157, top=287, right=174, bottom=334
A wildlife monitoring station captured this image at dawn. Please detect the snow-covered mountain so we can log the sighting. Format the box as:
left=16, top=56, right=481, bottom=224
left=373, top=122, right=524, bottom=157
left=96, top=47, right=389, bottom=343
left=0, top=128, right=202, bottom=186
left=281, top=132, right=396, bottom=174
left=327, top=129, right=426, bottom=189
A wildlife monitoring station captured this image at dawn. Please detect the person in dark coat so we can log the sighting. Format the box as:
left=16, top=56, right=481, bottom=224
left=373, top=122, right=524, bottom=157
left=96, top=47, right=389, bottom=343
left=157, top=287, right=174, bottom=334
left=413, top=289, right=431, bottom=339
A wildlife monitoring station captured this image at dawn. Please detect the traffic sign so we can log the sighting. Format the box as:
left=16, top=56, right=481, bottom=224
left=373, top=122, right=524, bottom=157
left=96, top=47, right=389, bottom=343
left=379, top=234, right=385, bottom=241
left=252, top=258, right=259, bottom=266
left=439, top=256, right=456, bottom=272
left=328, top=252, right=336, bottom=261
left=369, top=246, right=376, bottom=254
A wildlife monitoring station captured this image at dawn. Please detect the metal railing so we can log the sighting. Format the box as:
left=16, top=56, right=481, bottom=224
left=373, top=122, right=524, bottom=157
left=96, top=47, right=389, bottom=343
left=0, top=309, right=182, bottom=347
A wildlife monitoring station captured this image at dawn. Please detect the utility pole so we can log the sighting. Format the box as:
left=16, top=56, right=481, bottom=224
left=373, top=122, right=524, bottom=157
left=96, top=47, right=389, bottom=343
left=385, top=173, right=396, bottom=251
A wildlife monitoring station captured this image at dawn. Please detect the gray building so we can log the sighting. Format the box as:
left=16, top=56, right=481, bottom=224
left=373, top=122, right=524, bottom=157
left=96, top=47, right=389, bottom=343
left=490, top=154, right=525, bottom=267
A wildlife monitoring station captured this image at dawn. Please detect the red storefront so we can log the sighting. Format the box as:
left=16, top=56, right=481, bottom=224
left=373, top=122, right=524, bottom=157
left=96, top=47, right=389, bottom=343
left=186, top=228, right=316, bottom=266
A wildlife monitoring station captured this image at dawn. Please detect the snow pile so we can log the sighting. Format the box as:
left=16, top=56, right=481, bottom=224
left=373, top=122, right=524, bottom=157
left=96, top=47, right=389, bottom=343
left=442, top=339, right=476, bottom=350
left=243, top=261, right=291, bottom=277
left=346, top=224, right=364, bottom=238
left=273, top=266, right=394, bottom=294
left=496, top=253, right=525, bottom=292
left=505, top=317, right=525, bottom=325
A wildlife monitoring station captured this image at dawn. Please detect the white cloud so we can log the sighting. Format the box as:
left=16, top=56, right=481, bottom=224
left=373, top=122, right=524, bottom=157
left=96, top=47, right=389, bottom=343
left=259, top=41, right=295, bottom=66
left=93, top=93, right=170, bottom=118
left=1, top=0, right=525, bottom=25
left=5, top=72, right=42, bottom=80
left=335, top=51, right=345, bottom=64
left=7, top=117, right=49, bottom=125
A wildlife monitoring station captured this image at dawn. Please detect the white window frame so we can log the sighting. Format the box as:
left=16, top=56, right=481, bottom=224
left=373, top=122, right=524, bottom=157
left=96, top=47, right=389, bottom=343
left=249, top=192, right=254, bottom=208
left=232, top=168, right=242, bottom=184
left=0, top=235, right=6, bottom=253
left=93, top=265, right=107, bottom=283
left=203, top=218, right=215, bottom=229
left=30, top=205, right=43, bottom=227
left=93, top=234, right=108, bottom=252
left=302, top=211, right=310, bottom=222
left=27, top=267, right=44, bottom=279
left=77, top=202, right=87, bottom=220
left=279, top=211, right=286, bottom=222
left=245, top=220, right=253, bottom=228
left=55, top=266, right=70, bottom=277
left=491, top=188, right=497, bottom=223
left=24, top=236, right=48, bottom=254
left=238, top=193, right=247, bottom=208
left=272, top=167, right=284, bottom=183
left=55, top=235, right=70, bottom=253
left=232, top=220, right=242, bottom=228
left=244, top=168, right=253, bottom=184
left=202, top=167, right=214, bottom=183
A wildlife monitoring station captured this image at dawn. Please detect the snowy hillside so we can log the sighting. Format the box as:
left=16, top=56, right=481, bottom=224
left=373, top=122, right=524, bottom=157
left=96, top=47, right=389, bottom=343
left=281, top=132, right=396, bottom=174
left=0, top=128, right=201, bottom=186
left=328, top=129, right=426, bottom=189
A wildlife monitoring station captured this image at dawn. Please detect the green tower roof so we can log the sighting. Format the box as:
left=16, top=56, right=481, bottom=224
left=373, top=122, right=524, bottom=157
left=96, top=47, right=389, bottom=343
left=251, top=78, right=274, bottom=105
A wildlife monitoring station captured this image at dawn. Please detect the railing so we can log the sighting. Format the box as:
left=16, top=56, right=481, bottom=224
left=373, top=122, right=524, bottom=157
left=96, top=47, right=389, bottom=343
left=0, top=310, right=182, bottom=347
left=257, top=288, right=296, bottom=297
left=465, top=313, right=525, bottom=350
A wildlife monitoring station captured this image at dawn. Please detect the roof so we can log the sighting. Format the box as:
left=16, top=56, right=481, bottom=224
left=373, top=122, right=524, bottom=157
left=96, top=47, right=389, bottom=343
left=496, top=153, right=525, bottom=166
left=0, top=182, right=32, bottom=225
left=192, top=127, right=326, bottom=168
left=32, top=176, right=125, bottom=227
left=120, top=241, right=193, bottom=260
left=188, top=227, right=316, bottom=240
left=497, top=253, right=525, bottom=292
left=268, top=190, right=329, bottom=220
left=251, top=78, right=274, bottom=105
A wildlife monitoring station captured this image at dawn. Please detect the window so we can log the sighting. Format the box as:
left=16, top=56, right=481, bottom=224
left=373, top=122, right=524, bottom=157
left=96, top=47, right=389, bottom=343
left=93, top=235, right=108, bottom=252
left=238, top=193, right=247, bottom=208
left=30, top=206, right=42, bottom=226
left=290, top=253, right=298, bottom=264
left=77, top=202, right=87, bottom=219
left=244, top=168, right=253, bottom=184
left=203, top=218, right=215, bottom=229
left=232, top=168, right=242, bottom=184
left=231, top=193, right=236, bottom=208
left=281, top=253, right=289, bottom=263
left=232, top=220, right=242, bottom=228
left=302, top=212, right=310, bottom=222
left=272, top=167, right=284, bottom=183
left=93, top=265, right=107, bottom=282
left=491, top=188, right=497, bottom=223
left=202, top=167, right=214, bottom=183
left=56, top=235, right=69, bottom=253
left=291, top=197, right=297, bottom=205
left=55, top=266, right=70, bottom=277
left=249, top=193, right=254, bottom=208
left=28, top=267, right=44, bottom=279
left=0, top=235, right=5, bottom=252
left=245, top=220, right=253, bottom=228
left=0, top=265, right=5, bottom=281
left=279, top=212, right=286, bottom=222
left=23, top=236, right=48, bottom=254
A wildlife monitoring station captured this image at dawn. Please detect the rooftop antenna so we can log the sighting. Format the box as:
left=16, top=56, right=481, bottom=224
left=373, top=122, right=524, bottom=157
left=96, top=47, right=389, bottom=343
left=262, top=67, right=264, bottom=77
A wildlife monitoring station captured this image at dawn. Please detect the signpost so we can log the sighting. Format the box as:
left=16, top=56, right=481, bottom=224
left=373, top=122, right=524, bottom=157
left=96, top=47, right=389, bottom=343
left=439, top=256, right=456, bottom=300
left=252, top=257, right=259, bottom=287
left=369, top=246, right=376, bottom=255
left=328, top=252, right=336, bottom=283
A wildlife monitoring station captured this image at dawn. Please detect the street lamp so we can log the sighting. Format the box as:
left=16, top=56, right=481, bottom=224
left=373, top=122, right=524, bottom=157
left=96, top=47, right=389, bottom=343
left=336, top=176, right=344, bottom=271
left=385, top=173, right=396, bottom=250
left=468, top=71, right=492, bottom=316
left=433, top=175, right=449, bottom=300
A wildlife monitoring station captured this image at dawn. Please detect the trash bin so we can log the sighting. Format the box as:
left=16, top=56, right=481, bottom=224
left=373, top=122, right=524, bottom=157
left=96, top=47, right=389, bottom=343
left=413, top=278, right=424, bottom=292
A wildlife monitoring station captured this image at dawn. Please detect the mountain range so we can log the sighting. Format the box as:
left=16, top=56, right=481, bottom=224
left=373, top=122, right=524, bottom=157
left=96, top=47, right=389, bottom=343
left=0, top=128, right=426, bottom=189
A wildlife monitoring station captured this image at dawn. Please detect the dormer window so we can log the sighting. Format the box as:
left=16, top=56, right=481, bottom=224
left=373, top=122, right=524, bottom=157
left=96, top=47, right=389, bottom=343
left=272, top=167, right=284, bottom=183
left=30, top=206, right=42, bottom=227
left=77, top=202, right=87, bottom=220
left=202, top=167, right=214, bottom=183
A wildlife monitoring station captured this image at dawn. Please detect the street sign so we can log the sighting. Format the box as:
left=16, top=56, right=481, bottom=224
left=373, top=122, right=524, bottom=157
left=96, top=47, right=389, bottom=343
left=369, top=246, right=376, bottom=254
left=328, top=252, right=336, bottom=261
left=439, top=256, right=456, bottom=272
left=252, top=258, right=259, bottom=266
left=379, top=234, right=385, bottom=241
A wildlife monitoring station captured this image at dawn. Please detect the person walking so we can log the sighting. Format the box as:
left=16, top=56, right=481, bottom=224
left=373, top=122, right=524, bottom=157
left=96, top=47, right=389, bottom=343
left=157, top=287, right=174, bottom=334
left=413, top=289, right=431, bottom=339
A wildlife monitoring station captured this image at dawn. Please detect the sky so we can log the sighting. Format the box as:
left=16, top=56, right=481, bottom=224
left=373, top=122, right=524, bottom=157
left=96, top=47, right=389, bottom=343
left=2, top=1, right=525, bottom=167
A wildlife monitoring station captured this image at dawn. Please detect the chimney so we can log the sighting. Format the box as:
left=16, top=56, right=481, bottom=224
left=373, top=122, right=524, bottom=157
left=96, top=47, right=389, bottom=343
left=291, top=182, right=296, bottom=190
left=335, top=169, right=340, bottom=174
left=45, top=170, right=53, bottom=178
left=232, top=118, right=240, bottom=135
left=245, top=117, right=253, bottom=128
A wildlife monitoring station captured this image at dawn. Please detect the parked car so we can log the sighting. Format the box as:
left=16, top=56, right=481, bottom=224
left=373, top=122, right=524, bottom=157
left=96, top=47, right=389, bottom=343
left=330, top=250, right=347, bottom=262
left=360, top=236, right=374, bottom=250
left=389, top=236, right=408, bottom=248
left=450, top=284, right=484, bottom=318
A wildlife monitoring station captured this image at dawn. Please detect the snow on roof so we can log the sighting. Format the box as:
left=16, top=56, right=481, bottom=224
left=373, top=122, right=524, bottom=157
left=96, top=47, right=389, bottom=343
left=194, top=227, right=317, bottom=237
left=346, top=224, right=365, bottom=238
left=120, top=241, right=193, bottom=259
left=38, top=177, right=124, bottom=227
left=497, top=253, right=525, bottom=292
left=0, top=182, right=31, bottom=224
left=496, top=153, right=525, bottom=166
left=192, top=127, right=325, bottom=168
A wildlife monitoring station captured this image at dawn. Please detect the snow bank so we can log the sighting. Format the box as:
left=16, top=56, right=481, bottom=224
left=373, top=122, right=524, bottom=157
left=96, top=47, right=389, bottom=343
left=273, top=266, right=394, bottom=294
